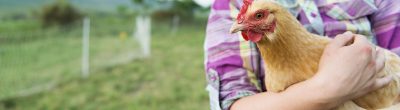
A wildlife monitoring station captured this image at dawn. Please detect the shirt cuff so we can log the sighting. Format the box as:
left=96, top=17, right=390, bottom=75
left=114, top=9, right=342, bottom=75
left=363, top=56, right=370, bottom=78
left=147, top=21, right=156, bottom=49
left=221, top=90, right=256, bottom=110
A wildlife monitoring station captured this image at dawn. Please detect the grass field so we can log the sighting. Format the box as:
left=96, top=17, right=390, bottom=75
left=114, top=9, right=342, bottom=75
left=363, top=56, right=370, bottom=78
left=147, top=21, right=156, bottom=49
left=0, top=17, right=209, bottom=110
left=0, top=17, right=139, bottom=99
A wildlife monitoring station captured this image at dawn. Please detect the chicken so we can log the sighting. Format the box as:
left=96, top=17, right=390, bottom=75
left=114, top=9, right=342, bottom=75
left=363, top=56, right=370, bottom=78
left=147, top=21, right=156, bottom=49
left=229, top=0, right=400, bottom=109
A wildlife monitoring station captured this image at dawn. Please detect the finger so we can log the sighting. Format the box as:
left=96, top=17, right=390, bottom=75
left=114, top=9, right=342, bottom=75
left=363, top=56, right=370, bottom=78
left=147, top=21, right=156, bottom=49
left=351, top=34, right=370, bottom=47
left=367, top=48, right=386, bottom=81
left=369, top=41, right=377, bottom=68
left=375, top=48, right=386, bottom=73
left=351, top=35, right=374, bottom=64
left=371, top=75, right=392, bottom=91
left=343, top=32, right=356, bottom=46
left=368, top=40, right=377, bottom=71
left=371, top=40, right=376, bottom=58
left=327, top=31, right=354, bottom=50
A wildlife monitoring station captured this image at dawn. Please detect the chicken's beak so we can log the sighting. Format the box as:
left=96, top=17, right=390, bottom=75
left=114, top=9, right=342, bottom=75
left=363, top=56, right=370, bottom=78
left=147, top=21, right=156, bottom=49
left=230, top=22, right=245, bottom=34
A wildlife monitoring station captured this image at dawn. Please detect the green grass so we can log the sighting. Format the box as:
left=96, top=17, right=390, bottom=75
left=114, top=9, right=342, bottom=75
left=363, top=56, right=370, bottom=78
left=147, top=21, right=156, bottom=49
left=0, top=18, right=209, bottom=110
left=0, top=17, right=141, bottom=100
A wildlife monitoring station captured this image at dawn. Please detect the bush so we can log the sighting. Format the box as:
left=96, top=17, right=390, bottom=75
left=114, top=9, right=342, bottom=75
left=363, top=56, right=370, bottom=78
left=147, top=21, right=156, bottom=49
left=40, top=0, right=82, bottom=27
left=151, top=1, right=200, bottom=23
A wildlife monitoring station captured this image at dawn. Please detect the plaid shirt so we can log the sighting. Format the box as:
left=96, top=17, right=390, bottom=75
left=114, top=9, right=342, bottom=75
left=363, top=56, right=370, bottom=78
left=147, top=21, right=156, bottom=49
left=204, top=0, right=400, bottom=110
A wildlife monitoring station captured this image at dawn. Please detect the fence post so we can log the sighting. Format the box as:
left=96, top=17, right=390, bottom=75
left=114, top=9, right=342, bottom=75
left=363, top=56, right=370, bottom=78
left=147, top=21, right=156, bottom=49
left=82, top=17, right=90, bottom=78
left=171, top=14, right=180, bottom=35
left=134, top=15, right=151, bottom=57
left=143, top=15, right=151, bottom=57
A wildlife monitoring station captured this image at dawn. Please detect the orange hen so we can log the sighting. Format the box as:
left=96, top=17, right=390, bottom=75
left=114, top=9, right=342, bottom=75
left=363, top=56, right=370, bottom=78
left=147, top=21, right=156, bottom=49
left=230, top=0, right=400, bottom=110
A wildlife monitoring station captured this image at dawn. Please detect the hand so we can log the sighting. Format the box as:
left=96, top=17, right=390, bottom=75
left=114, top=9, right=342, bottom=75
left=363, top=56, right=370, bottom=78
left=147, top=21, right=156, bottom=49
left=313, top=32, right=392, bottom=105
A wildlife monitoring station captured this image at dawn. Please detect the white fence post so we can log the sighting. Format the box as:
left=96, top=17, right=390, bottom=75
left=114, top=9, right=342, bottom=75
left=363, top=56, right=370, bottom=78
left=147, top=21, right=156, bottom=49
left=143, top=15, right=151, bottom=57
left=171, top=14, right=180, bottom=35
left=134, top=15, right=151, bottom=57
left=82, top=17, right=90, bottom=78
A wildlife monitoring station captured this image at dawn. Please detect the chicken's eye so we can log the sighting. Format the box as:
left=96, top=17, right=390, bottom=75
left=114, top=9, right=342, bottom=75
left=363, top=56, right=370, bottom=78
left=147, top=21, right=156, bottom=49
left=255, top=13, right=264, bottom=20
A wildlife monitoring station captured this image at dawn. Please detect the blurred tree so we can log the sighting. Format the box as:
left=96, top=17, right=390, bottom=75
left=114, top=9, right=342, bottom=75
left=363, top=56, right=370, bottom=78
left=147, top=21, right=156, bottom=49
left=170, top=1, right=200, bottom=20
left=131, top=0, right=170, bottom=15
left=152, top=1, right=201, bottom=22
left=40, top=0, right=82, bottom=27
left=154, top=1, right=201, bottom=34
left=117, top=5, right=129, bottom=17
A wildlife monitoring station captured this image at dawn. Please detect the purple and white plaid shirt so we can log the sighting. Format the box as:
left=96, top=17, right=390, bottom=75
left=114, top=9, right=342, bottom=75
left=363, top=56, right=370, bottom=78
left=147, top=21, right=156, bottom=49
left=204, top=0, right=400, bottom=110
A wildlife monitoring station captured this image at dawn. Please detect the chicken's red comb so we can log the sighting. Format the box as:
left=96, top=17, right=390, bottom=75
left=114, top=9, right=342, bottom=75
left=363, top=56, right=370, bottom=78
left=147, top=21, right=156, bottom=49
left=237, top=0, right=254, bottom=24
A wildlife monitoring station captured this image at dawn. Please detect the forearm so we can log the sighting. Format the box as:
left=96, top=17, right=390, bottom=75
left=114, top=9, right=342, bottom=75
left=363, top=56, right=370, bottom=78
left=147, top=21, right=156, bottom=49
left=231, top=76, right=338, bottom=110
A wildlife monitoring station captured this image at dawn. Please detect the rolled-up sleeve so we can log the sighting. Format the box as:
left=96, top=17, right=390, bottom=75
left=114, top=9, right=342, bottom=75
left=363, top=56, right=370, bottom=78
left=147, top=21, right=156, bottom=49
left=370, top=0, right=400, bottom=55
left=204, top=0, right=263, bottom=110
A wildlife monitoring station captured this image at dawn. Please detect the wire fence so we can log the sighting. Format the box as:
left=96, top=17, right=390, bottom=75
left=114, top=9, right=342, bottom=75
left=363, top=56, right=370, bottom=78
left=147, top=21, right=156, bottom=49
left=0, top=17, right=144, bottom=100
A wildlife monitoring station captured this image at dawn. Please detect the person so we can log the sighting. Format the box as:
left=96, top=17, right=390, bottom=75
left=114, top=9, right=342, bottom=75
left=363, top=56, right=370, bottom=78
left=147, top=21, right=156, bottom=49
left=204, top=0, right=400, bottom=110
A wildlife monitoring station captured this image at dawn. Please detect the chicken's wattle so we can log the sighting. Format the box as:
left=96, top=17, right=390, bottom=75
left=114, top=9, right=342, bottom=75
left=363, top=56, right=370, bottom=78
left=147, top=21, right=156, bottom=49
left=242, top=30, right=262, bottom=42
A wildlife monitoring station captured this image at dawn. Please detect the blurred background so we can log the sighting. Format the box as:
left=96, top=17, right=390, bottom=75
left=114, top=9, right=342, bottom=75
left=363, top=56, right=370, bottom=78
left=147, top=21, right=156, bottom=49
left=0, top=0, right=211, bottom=109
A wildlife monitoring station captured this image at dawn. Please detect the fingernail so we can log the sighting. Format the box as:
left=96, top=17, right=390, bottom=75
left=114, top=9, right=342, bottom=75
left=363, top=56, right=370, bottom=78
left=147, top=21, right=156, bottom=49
left=341, top=32, right=354, bottom=40
left=343, top=31, right=352, bottom=35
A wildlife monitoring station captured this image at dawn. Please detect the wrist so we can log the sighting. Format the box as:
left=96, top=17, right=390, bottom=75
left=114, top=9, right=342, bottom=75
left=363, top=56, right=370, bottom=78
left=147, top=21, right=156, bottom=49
left=307, top=74, right=343, bottom=109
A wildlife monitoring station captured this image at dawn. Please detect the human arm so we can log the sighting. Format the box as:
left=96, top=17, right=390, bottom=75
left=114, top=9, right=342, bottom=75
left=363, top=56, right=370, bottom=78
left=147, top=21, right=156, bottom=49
left=231, top=32, right=392, bottom=110
left=230, top=75, right=337, bottom=110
